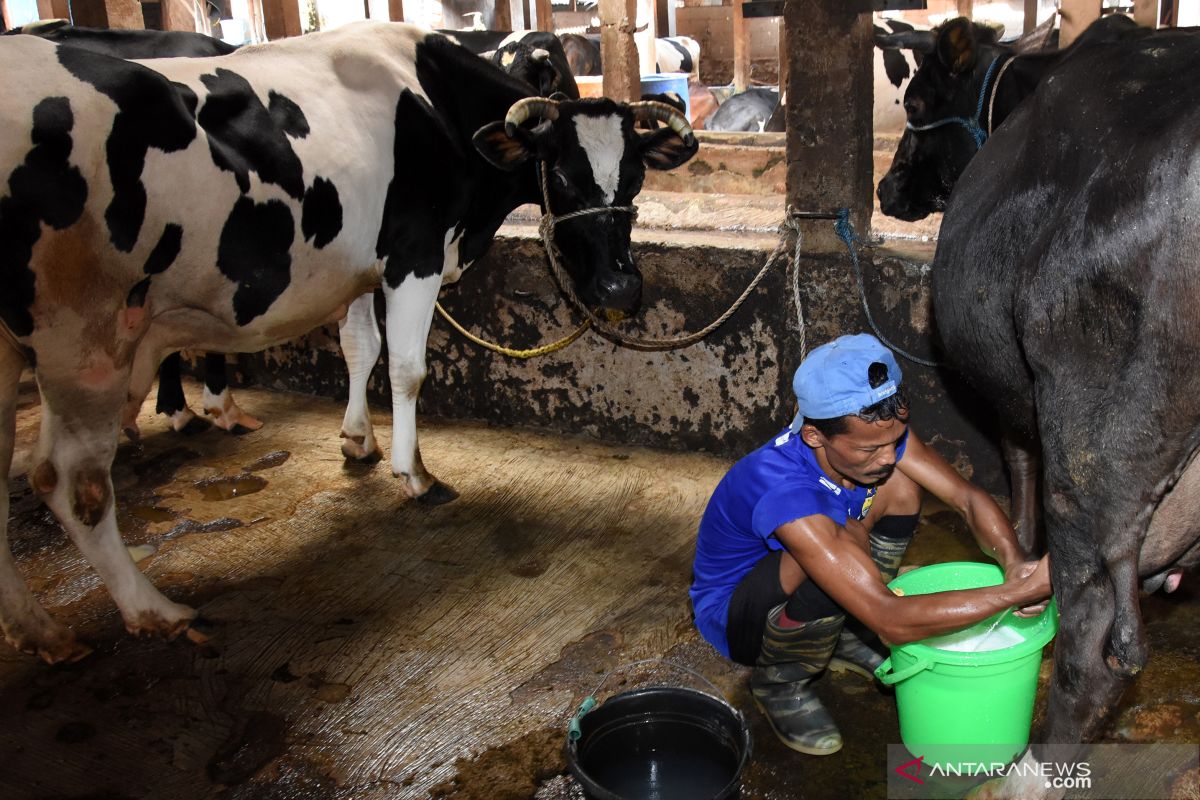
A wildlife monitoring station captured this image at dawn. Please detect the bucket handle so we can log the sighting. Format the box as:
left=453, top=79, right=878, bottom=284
left=874, top=655, right=933, bottom=686
left=567, top=658, right=728, bottom=742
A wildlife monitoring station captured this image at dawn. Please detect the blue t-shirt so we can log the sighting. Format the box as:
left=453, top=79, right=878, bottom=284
left=690, top=426, right=909, bottom=657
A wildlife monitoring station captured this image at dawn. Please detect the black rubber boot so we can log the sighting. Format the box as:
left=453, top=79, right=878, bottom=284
left=830, top=515, right=919, bottom=678
left=750, top=605, right=843, bottom=755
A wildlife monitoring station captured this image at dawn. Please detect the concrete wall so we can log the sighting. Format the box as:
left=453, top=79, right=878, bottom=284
left=225, top=232, right=1008, bottom=494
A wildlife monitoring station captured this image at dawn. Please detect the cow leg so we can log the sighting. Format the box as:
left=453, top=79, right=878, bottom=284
left=201, top=353, right=262, bottom=434
left=382, top=275, right=457, bottom=504
left=0, top=345, right=91, bottom=663
left=155, top=352, right=210, bottom=434
left=338, top=292, right=383, bottom=463
left=1000, top=432, right=1043, bottom=556
left=34, top=380, right=195, bottom=639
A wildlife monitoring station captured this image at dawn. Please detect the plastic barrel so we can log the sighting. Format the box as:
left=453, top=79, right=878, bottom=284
left=873, top=562, right=1058, bottom=771
left=566, top=686, right=751, bottom=800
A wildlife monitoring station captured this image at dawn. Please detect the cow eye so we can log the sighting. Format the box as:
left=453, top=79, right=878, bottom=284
left=553, top=168, right=571, bottom=189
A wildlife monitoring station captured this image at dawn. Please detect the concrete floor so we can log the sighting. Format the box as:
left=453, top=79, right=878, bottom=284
left=2, top=382, right=1197, bottom=800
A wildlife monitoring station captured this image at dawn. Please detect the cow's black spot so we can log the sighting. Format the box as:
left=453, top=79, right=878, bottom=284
left=0, top=97, right=88, bottom=337
left=301, top=177, right=342, bottom=249
left=142, top=223, right=182, bottom=275
left=126, top=277, right=152, bottom=307
left=376, top=89, right=469, bottom=288
left=217, top=196, right=294, bottom=326
left=269, top=91, right=309, bottom=139
left=58, top=46, right=197, bottom=253
left=198, top=69, right=306, bottom=199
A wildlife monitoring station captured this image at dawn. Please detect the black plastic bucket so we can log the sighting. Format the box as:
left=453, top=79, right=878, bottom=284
left=565, top=685, right=752, bottom=800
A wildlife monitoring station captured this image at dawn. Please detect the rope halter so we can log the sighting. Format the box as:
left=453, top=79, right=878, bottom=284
left=904, top=54, right=1013, bottom=151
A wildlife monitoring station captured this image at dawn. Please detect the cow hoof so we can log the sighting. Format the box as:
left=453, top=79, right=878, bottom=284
left=417, top=481, right=459, bottom=506
left=123, top=423, right=141, bottom=443
left=207, top=406, right=264, bottom=434
left=341, top=435, right=382, bottom=463
left=184, top=615, right=218, bottom=645
left=8, top=627, right=93, bottom=665
left=125, top=603, right=197, bottom=640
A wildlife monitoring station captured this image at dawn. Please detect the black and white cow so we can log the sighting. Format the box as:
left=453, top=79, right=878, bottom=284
left=442, top=29, right=580, bottom=98
left=706, top=88, right=782, bottom=133
left=7, top=20, right=261, bottom=436
left=931, top=22, right=1198, bottom=797
left=655, top=36, right=700, bottom=77
left=0, top=21, right=696, bottom=662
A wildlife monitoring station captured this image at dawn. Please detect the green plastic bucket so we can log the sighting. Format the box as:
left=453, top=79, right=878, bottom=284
left=873, top=562, right=1058, bottom=771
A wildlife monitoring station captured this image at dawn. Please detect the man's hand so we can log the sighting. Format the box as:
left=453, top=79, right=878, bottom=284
left=1004, top=555, right=1052, bottom=617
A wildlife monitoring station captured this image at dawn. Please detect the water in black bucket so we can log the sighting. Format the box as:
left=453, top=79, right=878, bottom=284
left=566, top=685, right=752, bottom=800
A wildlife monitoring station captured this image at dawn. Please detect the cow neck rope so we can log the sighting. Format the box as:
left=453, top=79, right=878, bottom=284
left=433, top=302, right=591, bottom=359
left=985, top=55, right=1018, bottom=136
left=537, top=160, right=793, bottom=352
left=904, top=54, right=1012, bottom=150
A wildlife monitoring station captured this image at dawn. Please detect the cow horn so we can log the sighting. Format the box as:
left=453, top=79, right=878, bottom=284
left=874, top=30, right=936, bottom=53
left=531, top=48, right=551, bottom=62
left=504, top=97, right=560, bottom=137
left=629, top=101, right=696, bottom=146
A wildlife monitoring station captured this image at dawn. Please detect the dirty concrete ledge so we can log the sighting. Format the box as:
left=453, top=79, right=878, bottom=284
left=223, top=228, right=1007, bottom=494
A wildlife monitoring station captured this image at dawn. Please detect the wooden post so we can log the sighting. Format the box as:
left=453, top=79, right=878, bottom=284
left=636, top=0, right=655, bottom=77
left=777, top=13, right=788, bottom=105
left=161, top=0, right=198, bottom=31
left=600, top=0, right=640, bottom=101
left=784, top=0, right=872, bottom=240
left=1059, top=0, right=1100, bottom=47
left=388, top=0, right=403, bottom=22
left=1134, top=0, right=1160, bottom=28
left=956, top=0, right=973, bottom=18
left=493, top=0, right=512, bottom=30
left=1, top=0, right=12, bottom=31
left=104, top=0, right=145, bottom=27
left=262, top=0, right=301, bottom=38
left=732, top=0, right=747, bottom=91
left=35, top=0, right=54, bottom=18
left=535, top=0, right=553, bottom=31
left=1023, top=0, right=1038, bottom=33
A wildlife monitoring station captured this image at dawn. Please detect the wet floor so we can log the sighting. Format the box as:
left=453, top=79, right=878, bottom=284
left=2, top=382, right=1197, bottom=799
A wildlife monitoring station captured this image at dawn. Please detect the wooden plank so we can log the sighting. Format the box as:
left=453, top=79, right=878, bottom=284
left=535, top=0, right=553, bottom=31
left=104, top=0, right=145, bottom=28
left=161, top=0, right=198, bottom=31
left=676, top=7, right=779, bottom=61
left=262, top=0, right=301, bottom=39
left=1133, top=0, right=1159, bottom=28
left=731, top=0, right=747, bottom=90
left=600, top=0, right=640, bottom=101
left=1059, top=0, right=1100, bottom=46
left=388, top=0, right=404, bottom=22
left=1023, top=0, right=1038, bottom=33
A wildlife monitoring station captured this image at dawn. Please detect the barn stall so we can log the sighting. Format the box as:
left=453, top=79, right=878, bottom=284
left=0, top=0, right=1198, bottom=798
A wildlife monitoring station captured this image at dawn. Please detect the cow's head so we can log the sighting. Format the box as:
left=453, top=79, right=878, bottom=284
left=473, top=97, right=697, bottom=316
left=876, top=18, right=1002, bottom=221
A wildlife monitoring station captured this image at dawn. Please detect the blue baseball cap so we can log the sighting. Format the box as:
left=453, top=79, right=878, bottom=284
left=789, top=333, right=903, bottom=432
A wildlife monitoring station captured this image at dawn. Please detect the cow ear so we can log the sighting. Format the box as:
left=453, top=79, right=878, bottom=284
left=639, top=127, right=699, bottom=171
left=936, top=17, right=978, bottom=75
left=473, top=121, right=535, bottom=171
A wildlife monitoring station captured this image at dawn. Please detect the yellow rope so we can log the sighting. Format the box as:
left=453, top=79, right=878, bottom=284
left=435, top=301, right=591, bottom=359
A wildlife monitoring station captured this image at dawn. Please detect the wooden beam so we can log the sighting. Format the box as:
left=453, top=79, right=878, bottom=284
left=35, top=0, right=54, bottom=19
left=388, top=0, right=403, bottom=22
left=636, top=0, right=655, bottom=76
left=1133, top=0, right=1160, bottom=28
left=104, top=0, right=145, bottom=28
left=956, top=0, right=973, bottom=18
left=262, top=0, right=301, bottom=39
left=493, top=0, right=512, bottom=31
left=732, top=0, right=747, bottom=91
left=784, top=0, right=872, bottom=240
left=161, top=0, right=198, bottom=31
left=535, top=0, right=553, bottom=31
left=1059, top=0, right=1100, bottom=47
left=0, top=0, right=10, bottom=31
left=600, top=0, right=640, bottom=102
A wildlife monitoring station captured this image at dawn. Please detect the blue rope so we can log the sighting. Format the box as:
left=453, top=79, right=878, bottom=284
left=904, top=55, right=1004, bottom=152
left=835, top=209, right=940, bottom=368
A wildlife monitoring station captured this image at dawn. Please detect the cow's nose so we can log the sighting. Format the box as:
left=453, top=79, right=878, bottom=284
left=878, top=173, right=906, bottom=218
left=903, top=97, right=923, bottom=118
left=596, top=271, right=642, bottom=315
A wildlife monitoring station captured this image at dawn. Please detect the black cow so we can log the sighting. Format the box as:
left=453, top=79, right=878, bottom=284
left=560, top=32, right=601, bottom=77
left=3, top=19, right=238, bottom=57
left=706, top=88, right=782, bottom=133
left=932, top=23, right=1199, bottom=796
left=442, top=29, right=580, bottom=98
